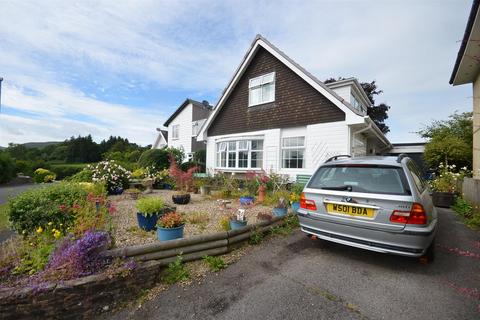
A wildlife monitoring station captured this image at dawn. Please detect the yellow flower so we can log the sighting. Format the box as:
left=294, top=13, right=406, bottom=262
left=22, top=230, right=26, bottom=234
left=36, top=226, right=43, bottom=234
left=29, top=242, right=34, bottom=246
left=53, top=230, right=61, bottom=239
left=48, top=222, right=53, bottom=226
left=60, top=223, right=63, bottom=226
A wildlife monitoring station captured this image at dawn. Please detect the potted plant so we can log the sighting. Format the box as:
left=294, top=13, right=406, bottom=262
left=136, top=197, right=165, bottom=231
left=430, top=163, right=469, bottom=208
left=240, top=171, right=258, bottom=205
left=157, top=211, right=185, bottom=241
left=290, top=183, right=303, bottom=213
left=230, top=208, right=247, bottom=230
left=169, top=154, right=198, bottom=205
left=273, top=197, right=288, bottom=217
left=125, top=188, right=141, bottom=200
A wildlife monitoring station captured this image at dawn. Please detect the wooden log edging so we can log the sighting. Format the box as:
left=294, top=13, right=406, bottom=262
left=103, top=216, right=286, bottom=264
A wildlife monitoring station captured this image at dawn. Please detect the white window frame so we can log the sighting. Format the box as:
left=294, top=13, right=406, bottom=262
left=172, top=124, right=179, bottom=140
left=215, top=139, right=263, bottom=170
left=249, top=72, right=275, bottom=107
left=281, top=136, right=305, bottom=169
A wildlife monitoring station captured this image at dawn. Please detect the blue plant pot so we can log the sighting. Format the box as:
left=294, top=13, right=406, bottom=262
left=239, top=196, right=255, bottom=205
left=157, top=225, right=185, bottom=241
left=273, top=207, right=288, bottom=217
left=137, top=212, right=159, bottom=231
left=164, top=184, right=173, bottom=190
left=291, top=202, right=300, bottom=214
left=109, top=187, right=124, bottom=195
left=230, top=219, right=247, bottom=230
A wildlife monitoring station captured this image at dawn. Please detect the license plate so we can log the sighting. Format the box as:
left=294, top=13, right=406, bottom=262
left=326, top=203, right=374, bottom=218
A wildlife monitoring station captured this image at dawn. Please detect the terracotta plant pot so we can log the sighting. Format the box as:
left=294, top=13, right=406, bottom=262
left=257, top=185, right=266, bottom=203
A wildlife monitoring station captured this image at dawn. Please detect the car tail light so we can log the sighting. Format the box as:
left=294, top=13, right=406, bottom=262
left=300, top=192, right=317, bottom=211
left=390, top=203, right=427, bottom=225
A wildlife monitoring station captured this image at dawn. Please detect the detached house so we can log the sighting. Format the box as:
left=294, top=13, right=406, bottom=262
left=153, top=98, right=212, bottom=161
left=197, top=35, right=391, bottom=179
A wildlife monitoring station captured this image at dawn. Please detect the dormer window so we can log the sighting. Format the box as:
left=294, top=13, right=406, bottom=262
left=249, top=72, right=275, bottom=106
left=350, top=93, right=366, bottom=113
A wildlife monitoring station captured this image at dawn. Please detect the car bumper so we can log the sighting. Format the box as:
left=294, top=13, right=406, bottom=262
left=298, top=213, right=437, bottom=257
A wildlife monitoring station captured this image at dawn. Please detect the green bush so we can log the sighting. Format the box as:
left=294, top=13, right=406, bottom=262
left=452, top=197, right=480, bottom=229
left=180, top=161, right=198, bottom=172
left=33, top=168, right=56, bottom=183
left=136, top=197, right=165, bottom=216
left=50, top=163, right=88, bottom=180
left=7, top=182, right=89, bottom=234
left=0, top=152, right=16, bottom=183
left=67, top=169, right=93, bottom=182
left=138, top=148, right=184, bottom=169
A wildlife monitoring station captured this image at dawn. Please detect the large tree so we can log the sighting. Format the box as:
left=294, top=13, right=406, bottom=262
left=324, top=78, right=391, bottom=133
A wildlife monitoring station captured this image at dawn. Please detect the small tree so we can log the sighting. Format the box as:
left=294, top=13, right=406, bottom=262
left=168, top=154, right=197, bottom=193
left=418, top=111, right=473, bottom=169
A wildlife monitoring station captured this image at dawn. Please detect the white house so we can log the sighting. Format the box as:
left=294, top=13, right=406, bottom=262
left=153, top=98, right=212, bottom=162
left=197, top=35, right=391, bottom=179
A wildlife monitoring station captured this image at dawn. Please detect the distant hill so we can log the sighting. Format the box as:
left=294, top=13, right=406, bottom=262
left=22, top=141, right=62, bottom=149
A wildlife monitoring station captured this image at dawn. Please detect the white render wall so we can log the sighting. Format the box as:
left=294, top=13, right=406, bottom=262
left=168, top=103, right=193, bottom=155
left=205, top=120, right=351, bottom=180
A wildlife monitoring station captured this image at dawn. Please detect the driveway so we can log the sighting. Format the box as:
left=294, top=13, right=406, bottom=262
left=106, top=208, right=479, bottom=320
left=0, top=183, right=41, bottom=205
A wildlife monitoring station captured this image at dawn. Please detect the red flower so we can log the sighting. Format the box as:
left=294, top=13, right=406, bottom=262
left=108, top=203, right=117, bottom=215
left=72, top=203, right=80, bottom=209
left=59, top=204, right=67, bottom=211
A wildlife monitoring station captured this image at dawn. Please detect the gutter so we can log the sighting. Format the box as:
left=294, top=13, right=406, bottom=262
left=364, top=117, right=393, bottom=150
left=450, top=0, right=480, bottom=84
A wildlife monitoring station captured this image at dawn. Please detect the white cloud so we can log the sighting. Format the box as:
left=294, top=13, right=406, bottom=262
left=0, top=0, right=474, bottom=145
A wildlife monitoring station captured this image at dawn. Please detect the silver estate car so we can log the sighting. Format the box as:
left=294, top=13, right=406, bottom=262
left=298, top=154, right=437, bottom=260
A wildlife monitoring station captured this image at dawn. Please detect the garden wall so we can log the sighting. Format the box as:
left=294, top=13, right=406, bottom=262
left=0, top=216, right=286, bottom=319
left=0, top=260, right=162, bottom=320
left=462, top=177, right=480, bottom=206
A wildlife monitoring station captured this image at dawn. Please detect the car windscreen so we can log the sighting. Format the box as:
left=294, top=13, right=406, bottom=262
left=308, top=165, right=411, bottom=195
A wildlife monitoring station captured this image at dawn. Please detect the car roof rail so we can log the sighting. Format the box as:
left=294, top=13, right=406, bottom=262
left=325, top=155, right=351, bottom=163
left=396, top=153, right=408, bottom=163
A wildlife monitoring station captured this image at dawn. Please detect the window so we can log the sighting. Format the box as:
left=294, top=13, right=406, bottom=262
left=282, top=137, right=305, bottom=169
left=407, top=161, right=427, bottom=193
left=215, top=139, right=263, bottom=169
left=308, top=165, right=410, bottom=195
left=172, top=124, right=179, bottom=140
left=249, top=72, right=275, bottom=106
left=350, top=93, right=365, bottom=113
left=192, top=119, right=206, bottom=136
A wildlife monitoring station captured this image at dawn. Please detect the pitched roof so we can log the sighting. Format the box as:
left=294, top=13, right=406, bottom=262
left=450, top=0, right=480, bottom=85
left=198, top=34, right=365, bottom=139
left=163, top=98, right=212, bottom=127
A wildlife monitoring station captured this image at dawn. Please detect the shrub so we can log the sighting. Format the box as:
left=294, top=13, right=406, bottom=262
left=67, top=168, right=93, bottom=182
left=88, top=160, right=131, bottom=193
left=33, top=168, right=56, bottom=183
left=7, top=182, right=89, bottom=234
left=131, top=168, right=146, bottom=179
left=0, top=152, right=16, bottom=183
left=219, top=215, right=231, bottom=231
left=430, top=163, right=469, bottom=193
left=138, top=148, right=184, bottom=170
left=38, top=231, right=111, bottom=281
left=136, top=197, right=165, bottom=216
left=452, top=197, right=480, bottom=229
left=263, top=190, right=292, bottom=206
left=157, top=212, right=185, bottom=228
left=162, top=255, right=189, bottom=284
left=169, top=155, right=197, bottom=192
left=50, top=163, right=87, bottom=180
left=202, top=255, right=226, bottom=272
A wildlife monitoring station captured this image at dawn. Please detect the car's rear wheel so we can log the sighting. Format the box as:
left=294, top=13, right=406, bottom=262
left=420, top=240, right=435, bottom=263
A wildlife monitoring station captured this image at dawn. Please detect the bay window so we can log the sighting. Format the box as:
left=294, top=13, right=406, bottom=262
left=216, top=139, right=263, bottom=169
left=282, top=136, right=305, bottom=169
left=249, top=72, right=275, bottom=106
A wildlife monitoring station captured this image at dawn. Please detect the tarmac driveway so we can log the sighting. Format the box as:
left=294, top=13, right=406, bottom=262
left=107, top=208, right=480, bottom=320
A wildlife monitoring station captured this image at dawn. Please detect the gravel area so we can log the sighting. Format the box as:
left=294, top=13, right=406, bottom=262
left=110, top=190, right=276, bottom=248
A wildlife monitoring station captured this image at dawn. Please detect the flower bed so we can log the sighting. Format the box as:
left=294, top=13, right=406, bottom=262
left=110, top=190, right=278, bottom=248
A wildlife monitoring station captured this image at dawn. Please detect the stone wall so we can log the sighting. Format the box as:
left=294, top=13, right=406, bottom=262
left=0, top=260, right=162, bottom=320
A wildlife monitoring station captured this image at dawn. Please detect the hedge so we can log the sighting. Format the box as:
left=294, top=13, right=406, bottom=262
left=50, top=164, right=88, bottom=180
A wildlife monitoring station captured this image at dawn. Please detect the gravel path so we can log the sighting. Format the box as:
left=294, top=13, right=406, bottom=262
left=110, top=190, right=276, bottom=248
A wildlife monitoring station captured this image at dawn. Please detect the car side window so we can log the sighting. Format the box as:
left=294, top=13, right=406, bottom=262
left=407, top=161, right=426, bottom=193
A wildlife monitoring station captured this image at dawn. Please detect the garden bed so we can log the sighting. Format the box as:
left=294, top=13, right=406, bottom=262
left=110, top=190, right=277, bottom=248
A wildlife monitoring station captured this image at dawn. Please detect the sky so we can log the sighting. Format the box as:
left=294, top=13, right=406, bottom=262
left=0, top=0, right=475, bottom=147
